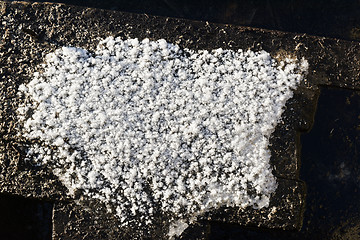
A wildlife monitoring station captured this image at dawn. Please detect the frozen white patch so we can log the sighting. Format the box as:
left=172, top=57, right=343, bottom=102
left=168, top=220, right=189, bottom=239
left=17, top=36, right=307, bottom=237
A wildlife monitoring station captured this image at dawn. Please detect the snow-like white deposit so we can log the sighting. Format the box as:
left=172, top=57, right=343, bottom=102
left=17, top=36, right=308, bottom=238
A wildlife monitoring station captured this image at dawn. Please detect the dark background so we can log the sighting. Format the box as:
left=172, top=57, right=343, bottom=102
left=1, top=0, right=360, bottom=239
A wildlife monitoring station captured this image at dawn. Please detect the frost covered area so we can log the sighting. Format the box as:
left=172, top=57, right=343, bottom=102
left=17, top=36, right=308, bottom=238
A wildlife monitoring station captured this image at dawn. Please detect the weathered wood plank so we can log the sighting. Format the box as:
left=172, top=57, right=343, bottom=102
left=1, top=1, right=358, bottom=239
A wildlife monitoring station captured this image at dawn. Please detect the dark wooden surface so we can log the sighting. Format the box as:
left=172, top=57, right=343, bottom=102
left=0, top=1, right=359, bottom=239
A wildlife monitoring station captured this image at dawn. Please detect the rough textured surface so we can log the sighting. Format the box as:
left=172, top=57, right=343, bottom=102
left=203, top=179, right=305, bottom=228
left=53, top=200, right=212, bottom=240
left=18, top=36, right=305, bottom=236
left=51, top=180, right=304, bottom=239
left=0, top=1, right=359, bottom=239
left=18, top=0, right=360, bottom=42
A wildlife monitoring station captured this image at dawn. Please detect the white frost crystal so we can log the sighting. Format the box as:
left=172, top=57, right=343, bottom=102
left=17, top=36, right=308, bottom=237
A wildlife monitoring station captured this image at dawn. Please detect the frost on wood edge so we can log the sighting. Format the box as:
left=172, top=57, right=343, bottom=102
left=16, top=36, right=308, bottom=238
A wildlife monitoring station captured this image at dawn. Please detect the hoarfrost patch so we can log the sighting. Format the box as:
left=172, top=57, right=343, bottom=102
left=17, top=36, right=308, bottom=238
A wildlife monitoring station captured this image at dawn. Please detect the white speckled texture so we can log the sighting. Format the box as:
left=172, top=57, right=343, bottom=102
left=17, top=36, right=308, bottom=238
